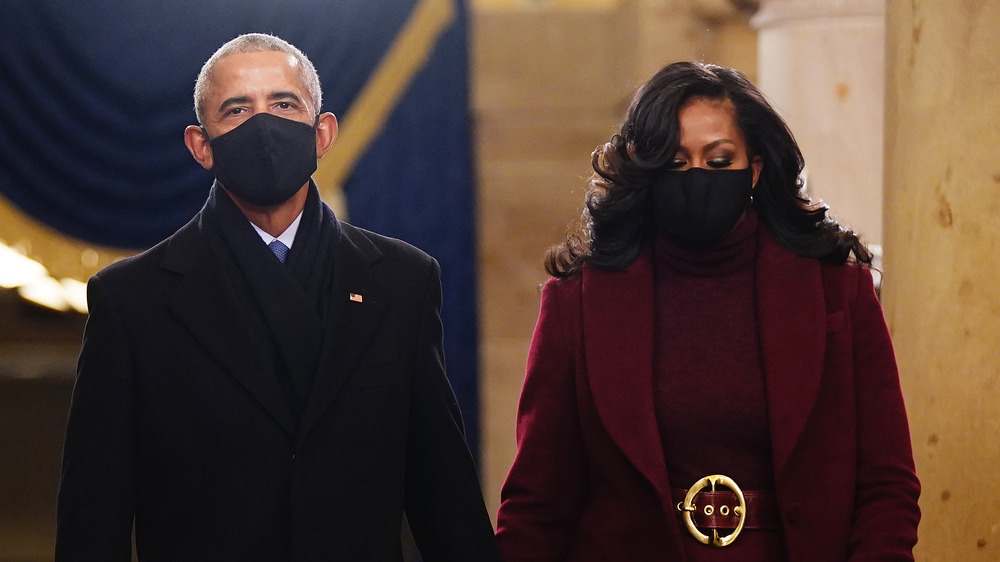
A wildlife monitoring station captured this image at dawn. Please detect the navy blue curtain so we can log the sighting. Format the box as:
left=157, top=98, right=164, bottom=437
left=0, top=0, right=481, bottom=457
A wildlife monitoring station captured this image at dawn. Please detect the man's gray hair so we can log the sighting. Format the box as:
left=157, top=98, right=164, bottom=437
left=193, top=33, right=322, bottom=126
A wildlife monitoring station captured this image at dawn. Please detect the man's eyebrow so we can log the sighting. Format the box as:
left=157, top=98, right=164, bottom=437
left=269, top=91, right=303, bottom=104
left=218, top=95, right=251, bottom=114
left=216, top=92, right=305, bottom=115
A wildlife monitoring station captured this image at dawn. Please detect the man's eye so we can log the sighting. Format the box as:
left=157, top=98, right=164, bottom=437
left=277, top=102, right=293, bottom=109
left=227, top=107, right=246, bottom=116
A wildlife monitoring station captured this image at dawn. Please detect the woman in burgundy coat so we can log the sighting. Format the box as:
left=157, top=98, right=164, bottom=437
left=496, top=62, right=920, bottom=561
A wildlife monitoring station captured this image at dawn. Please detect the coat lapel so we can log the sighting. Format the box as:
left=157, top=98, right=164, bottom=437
left=297, top=222, right=388, bottom=443
left=163, top=217, right=297, bottom=436
left=756, top=231, right=826, bottom=477
left=580, top=230, right=827, bottom=508
left=581, top=251, right=671, bottom=508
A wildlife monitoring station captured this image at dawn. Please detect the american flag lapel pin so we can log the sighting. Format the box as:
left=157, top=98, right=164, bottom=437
left=349, top=293, right=363, bottom=303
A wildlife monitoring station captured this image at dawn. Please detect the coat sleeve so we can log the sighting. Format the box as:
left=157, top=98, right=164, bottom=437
left=847, top=267, right=921, bottom=560
left=496, top=278, right=588, bottom=561
left=55, top=275, right=135, bottom=561
left=402, top=257, right=502, bottom=561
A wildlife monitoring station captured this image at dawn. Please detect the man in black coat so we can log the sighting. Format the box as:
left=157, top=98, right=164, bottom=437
left=55, top=33, right=500, bottom=561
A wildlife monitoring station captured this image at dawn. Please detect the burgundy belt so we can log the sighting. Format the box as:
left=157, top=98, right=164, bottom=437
left=671, top=487, right=781, bottom=530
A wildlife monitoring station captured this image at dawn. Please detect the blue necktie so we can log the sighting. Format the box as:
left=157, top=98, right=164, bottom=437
left=268, top=240, right=289, bottom=263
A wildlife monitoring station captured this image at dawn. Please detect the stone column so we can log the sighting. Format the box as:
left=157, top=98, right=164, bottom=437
left=883, top=1, right=1000, bottom=559
left=752, top=0, right=886, bottom=246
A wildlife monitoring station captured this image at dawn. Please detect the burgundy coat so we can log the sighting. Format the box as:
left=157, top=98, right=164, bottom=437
left=496, top=230, right=920, bottom=561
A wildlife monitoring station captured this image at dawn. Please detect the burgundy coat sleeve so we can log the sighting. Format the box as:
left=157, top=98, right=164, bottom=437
left=496, top=277, right=588, bottom=561
left=846, top=267, right=921, bottom=560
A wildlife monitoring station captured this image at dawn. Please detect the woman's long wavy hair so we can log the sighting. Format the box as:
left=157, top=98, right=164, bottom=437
left=545, top=62, right=872, bottom=278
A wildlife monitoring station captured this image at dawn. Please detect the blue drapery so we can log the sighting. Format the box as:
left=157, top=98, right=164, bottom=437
left=0, top=0, right=481, bottom=456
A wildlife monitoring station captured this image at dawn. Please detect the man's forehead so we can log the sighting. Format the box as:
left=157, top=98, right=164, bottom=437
left=206, top=51, right=309, bottom=103
left=213, top=50, right=300, bottom=77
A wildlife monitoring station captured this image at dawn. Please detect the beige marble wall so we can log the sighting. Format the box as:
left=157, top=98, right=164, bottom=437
left=472, top=0, right=637, bottom=523
left=883, top=1, right=1000, bottom=559
left=471, top=0, right=758, bottom=522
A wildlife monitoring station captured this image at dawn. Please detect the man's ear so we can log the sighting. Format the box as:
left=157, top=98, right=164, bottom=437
left=751, top=155, right=763, bottom=188
left=315, top=112, right=338, bottom=158
left=184, top=125, right=214, bottom=170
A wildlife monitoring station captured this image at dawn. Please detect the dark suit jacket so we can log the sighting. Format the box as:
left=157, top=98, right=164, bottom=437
left=56, top=207, right=500, bottom=561
left=496, top=229, right=920, bottom=561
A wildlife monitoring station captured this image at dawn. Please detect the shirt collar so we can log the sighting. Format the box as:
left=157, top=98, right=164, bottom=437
left=250, top=210, right=303, bottom=249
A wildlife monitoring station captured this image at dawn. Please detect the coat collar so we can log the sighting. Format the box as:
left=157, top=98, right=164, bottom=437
left=580, top=227, right=825, bottom=505
left=160, top=210, right=389, bottom=442
left=754, top=229, right=825, bottom=478
left=163, top=215, right=298, bottom=435
left=581, top=252, right=667, bottom=502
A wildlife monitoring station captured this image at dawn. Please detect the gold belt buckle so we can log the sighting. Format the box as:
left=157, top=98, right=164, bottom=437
left=679, top=474, right=747, bottom=547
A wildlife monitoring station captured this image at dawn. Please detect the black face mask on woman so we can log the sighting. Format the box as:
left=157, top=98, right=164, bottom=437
left=649, top=167, right=754, bottom=242
left=208, top=113, right=317, bottom=207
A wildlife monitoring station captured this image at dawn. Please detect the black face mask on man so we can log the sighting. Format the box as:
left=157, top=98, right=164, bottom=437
left=208, top=113, right=317, bottom=207
left=649, top=167, right=754, bottom=242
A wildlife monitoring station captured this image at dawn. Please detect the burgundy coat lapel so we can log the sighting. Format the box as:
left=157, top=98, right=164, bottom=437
left=580, top=230, right=828, bottom=498
left=756, top=230, right=826, bottom=478
left=581, top=252, right=671, bottom=508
